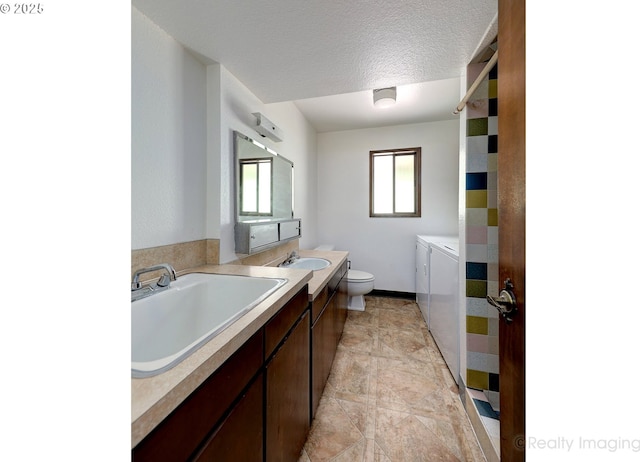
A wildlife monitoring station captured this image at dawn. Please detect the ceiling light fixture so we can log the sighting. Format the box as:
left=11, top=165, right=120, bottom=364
left=373, top=87, right=396, bottom=108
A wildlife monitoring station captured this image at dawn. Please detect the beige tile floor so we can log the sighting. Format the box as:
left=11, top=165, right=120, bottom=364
left=299, top=296, right=486, bottom=462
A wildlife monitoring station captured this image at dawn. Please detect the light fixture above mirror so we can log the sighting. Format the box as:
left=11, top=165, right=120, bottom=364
left=252, top=112, right=283, bottom=142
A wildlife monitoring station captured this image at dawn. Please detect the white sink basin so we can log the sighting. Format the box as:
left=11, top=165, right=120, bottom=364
left=131, top=273, right=287, bottom=378
left=282, top=257, right=331, bottom=271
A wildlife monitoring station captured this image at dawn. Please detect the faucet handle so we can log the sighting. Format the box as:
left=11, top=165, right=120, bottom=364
left=132, top=263, right=177, bottom=290
left=157, top=273, right=172, bottom=287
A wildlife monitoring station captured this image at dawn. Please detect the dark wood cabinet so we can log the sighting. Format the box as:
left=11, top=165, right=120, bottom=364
left=265, top=287, right=309, bottom=358
left=334, top=268, right=348, bottom=346
left=266, top=310, right=310, bottom=462
left=132, top=285, right=309, bottom=462
left=310, top=261, right=348, bottom=419
left=311, top=295, right=334, bottom=418
left=192, top=373, right=264, bottom=461
left=132, top=331, right=264, bottom=462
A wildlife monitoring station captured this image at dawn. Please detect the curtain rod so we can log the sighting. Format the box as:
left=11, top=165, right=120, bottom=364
left=453, top=50, right=499, bottom=114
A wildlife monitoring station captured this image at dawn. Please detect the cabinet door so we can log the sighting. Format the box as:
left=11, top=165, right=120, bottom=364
left=311, top=295, right=334, bottom=419
left=280, top=220, right=301, bottom=240
left=192, top=373, right=264, bottom=461
left=334, top=270, right=348, bottom=344
left=250, top=223, right=279, bottom=250
left=311, top=262, right=348, bottom=419
left=266, top=310, right=311, bottom=462
left=416, top=241, right=429, bottom=325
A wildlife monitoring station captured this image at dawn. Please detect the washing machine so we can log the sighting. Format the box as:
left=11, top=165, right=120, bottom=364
left=416, top=235, right=459, bottom=384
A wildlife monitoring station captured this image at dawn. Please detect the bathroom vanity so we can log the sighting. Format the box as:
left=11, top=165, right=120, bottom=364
left=133, top=285, right=310, bottom=461
left=132, top=250, right=349, bottom=462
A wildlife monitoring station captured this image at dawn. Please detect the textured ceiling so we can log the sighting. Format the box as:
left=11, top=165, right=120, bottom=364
left=132, top=0, right=497, bottom=131
left=293, top=78, right=462, bottom=132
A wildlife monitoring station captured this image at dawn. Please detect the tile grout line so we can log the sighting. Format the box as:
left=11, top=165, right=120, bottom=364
left=365, top=356, right=378, bottom=460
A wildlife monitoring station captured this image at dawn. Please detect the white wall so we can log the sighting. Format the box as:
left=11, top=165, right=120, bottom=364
left=316, top=120, right=459, bottom=292
left=132, top=7, right=318, bottom=261
left=131, top=7, right=207, bottom=249
left=264, top=102, right=318, bottom=250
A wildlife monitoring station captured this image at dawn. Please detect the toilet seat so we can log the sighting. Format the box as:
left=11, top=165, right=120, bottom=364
left=347, top=270, right=374, bottom=283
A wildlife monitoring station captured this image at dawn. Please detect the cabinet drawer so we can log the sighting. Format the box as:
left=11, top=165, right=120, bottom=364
left=280, top=220, right=301, bottom=240
left=310, top=284, right=329, bottom=325
left=264, top=286, right=308, bottom=359
left=328, top=261, right=347, bottom=293
left=250, top=223, right=279, bottom=249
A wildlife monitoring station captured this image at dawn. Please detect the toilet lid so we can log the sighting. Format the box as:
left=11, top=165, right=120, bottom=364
left=347, top=270, right=374, bottom=282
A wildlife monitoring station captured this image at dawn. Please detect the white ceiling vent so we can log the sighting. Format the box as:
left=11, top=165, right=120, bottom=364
left=252, top=112, right=283, bottom=142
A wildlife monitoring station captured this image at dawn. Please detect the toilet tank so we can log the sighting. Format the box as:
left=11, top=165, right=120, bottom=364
left=314, top=245, right=335, bottom=251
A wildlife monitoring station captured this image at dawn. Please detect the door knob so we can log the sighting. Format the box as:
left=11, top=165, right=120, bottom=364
left=487, top=278, right=517, bottom=323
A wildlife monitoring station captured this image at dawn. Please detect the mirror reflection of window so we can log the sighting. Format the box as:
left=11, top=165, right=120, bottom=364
left=234, top=131, right=293, bottom=222
left=240, top=158, right=273, bottom=216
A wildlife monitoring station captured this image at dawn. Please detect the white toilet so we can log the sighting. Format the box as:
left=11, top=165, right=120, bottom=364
left=346, top=269, right=375, bottom=311
left=315, top=245, right=375, bottom=311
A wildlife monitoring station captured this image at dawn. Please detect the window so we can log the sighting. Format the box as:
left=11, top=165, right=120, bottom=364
left=240, top=158, right=272, bottom=216
left=369, top=147, right=421, bottom=217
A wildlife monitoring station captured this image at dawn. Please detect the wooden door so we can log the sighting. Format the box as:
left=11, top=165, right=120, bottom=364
left=497, top=0, right=526, bottom=460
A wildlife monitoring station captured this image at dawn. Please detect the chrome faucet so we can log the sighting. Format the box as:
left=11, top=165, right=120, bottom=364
left=131, top=263, right=177, bottom=301
left=281, top=251, right=299, bottom=266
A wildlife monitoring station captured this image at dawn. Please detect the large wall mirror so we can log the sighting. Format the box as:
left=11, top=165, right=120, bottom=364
left=234, top=131, right=294, bottom=222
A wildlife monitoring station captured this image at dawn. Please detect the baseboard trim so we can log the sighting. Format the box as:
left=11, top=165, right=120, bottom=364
left=369, top=289, right=416, bottom=300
